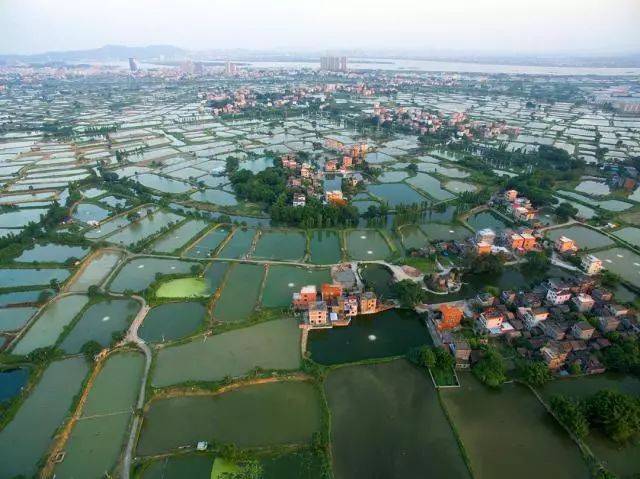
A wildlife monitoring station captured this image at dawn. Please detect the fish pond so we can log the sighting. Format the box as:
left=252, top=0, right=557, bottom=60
left=261, top=265, right=331, bottom=308
left=217, top=227, right=255, bottom=259
left=12, top=294, right=90, bottom=355
left=308, top=309, right=432, bottom=365
left=59, top=298, right=140, bottom=353
left=53, top=352, right=144, bottom=478
left=212, top=263, right=264, bottom=323
left=109, top=258, right=197, bottom=292
left=66, top=250, right=122, bottom=292
left=253, top=230, right=307, bottom=261
left=345, top=229, right=391, bottom=260
left=546, top=225, right=614, bottom=250
left=0, top=267, right=69, bottom=289
left=137, top=381, right=322, bottom=455
left=0, top=306, right=37, bottom=332
left=183, top=225, right=231, bottom=258
left=139, top=301, right=207, bottom=343
left=15, top=243, right=89, bottom=263
left=152, top=318, right=300, bottom=386
left=149, top=219, right=209, bottom=253
left=308, top=230, right=342, bottom=264
left=0, top=358, right=89, bottom=478
left=0, top=366, right=29, bottom=403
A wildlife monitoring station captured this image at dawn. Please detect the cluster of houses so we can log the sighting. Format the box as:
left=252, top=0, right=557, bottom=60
left=496, top=189, right=538, bottom=222
left=429, top=275, right=637, bottom=373
left=292, top=281, right=391, bottom=330
left=281, top=154, right=324, bottom=208
left=554, top=235, right=604, bottom=275
left=473, top=226, right=539, bottom=256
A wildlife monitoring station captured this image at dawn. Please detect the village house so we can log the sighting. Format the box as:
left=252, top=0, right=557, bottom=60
left=554, top=236, right=578, bottom=254
left=581, top=254, right=603, bottom=275
left=572, top=321, right=595, bottom=340
left=571, top=293, right=595, bottom=313
left=433, top=304, right=464, bottom=331
left=545, top=280, right=572, bottom=305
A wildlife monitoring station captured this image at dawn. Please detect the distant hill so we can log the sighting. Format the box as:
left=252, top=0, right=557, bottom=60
left=0, top=44, right=187, bottom=63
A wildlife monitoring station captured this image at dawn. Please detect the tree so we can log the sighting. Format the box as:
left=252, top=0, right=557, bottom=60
left=467, top=254, right=504, bottom=276
left=87, top=285, right=100, bottom=297
left=521, top=251, right=550, bottom=276
left=600, top=270, right=621, bottom=288
left=393, top=280, right=426, bottom=307
left=550, top=395, right=589, bottom=439
left=519, top=361, right=552, bottom=387
left=586, top=390, right=640, bottom=443
left=555, top=202, right=578, bottom=221
left=81, top=340, right=103, bottom=361
left=601, top=340, right=640, bottom=375
left=472, top=348, right=506, bottom=388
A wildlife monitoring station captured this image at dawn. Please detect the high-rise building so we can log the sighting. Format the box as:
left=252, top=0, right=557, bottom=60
left=225, top=61, right=237, bottom=75
left=320, top=56, right=347, bottom=72
left=128, top=57, right=139, bottom=73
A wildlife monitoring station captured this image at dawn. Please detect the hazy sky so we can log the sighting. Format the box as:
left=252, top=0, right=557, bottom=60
left=1, top=0, right=639, bottom=55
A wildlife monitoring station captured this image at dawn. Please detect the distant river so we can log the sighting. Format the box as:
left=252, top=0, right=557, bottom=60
left=78, top=58, right=640, bottom=76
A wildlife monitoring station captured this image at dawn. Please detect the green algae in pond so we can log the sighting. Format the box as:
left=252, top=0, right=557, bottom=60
left=109, top=258, right=197, bottom=292
left=325, top=360, right=470, bottom=479
left=156, top=277, right=209, bottom=298
left=0, top=357, right=89, bottom=478
left=152, top=318, right=300, bottom=387
left=137, top=381, right=322, bottom=456
left=138, top=301, right=207, bottom=343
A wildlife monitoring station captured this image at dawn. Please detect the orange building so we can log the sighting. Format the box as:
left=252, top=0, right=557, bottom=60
left=555, top=236, right=578, bottom=253
left=476, top=241, right=492, bottom=255
left=520, top=233, right=536, bottom=251
left=509, top=233, right=524, bottom=250
left=359, top=291, right=377, bottom=314
left=437, top=305, right=464, bottom=331
left=293, top=285, right=317, bottom=309
left=321, top=283, right=343, bottom=302
left=308, top=301, right=328, bottom=326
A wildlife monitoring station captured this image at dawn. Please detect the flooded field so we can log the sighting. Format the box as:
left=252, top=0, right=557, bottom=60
left=253, top=230, right=306, bottom=261
left=66, top=250, right=122, bottom=292
left=152, top=319, right=300, bottom=386
left=142, top=454, right=213, bottom=479
left=139, top=301, right=207, bottom=343
left=0, top=358, right=89, bottom=478
left=59, top=298, right=140, bottom=353
left=440, top=373, right=589, bottom=479
left=308, top=309, right=432, bottom=365
left=137, top=381, right=322, bottom=455
left=612, top=226, right=640, bottom=248
left=326, top=360, right=470, bottom=479
left=309, top=230, right=342, bottom=264
left=261, top=265, right=331, bottom=308
left=212, top=263, right=264, bottom=322
left=109, top=257, right=197, bottom=292
left=12, top=294, right=89, bottom=355
left=346, top=229, right=391, bottom=260
left=541, top=374, right=640, bottom=478
left=54, top=352, right=144, bottom=478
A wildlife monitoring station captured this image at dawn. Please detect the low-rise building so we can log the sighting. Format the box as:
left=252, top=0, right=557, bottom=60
left=555, top=236, right=578, bottom=253
left=581, top=254, right=603, bottom=275
left=572, top=321, right=595, bottom=340
left=572, top=293, right=595, bottom=313
left=435, top=305, right=464, bottom=331
left=546, top=283, right=572, bottom=305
